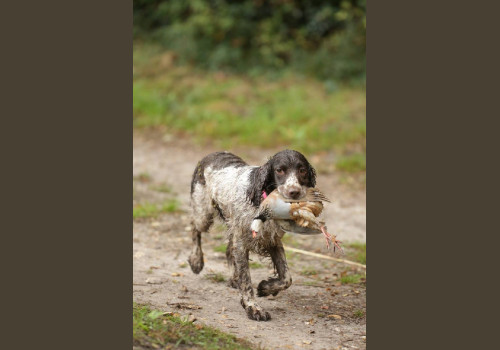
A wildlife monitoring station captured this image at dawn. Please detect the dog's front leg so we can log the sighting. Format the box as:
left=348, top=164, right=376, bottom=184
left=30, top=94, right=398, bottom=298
left=257, top=244, right=292, bottom=297
left=233, top=241, right=271, bottom=321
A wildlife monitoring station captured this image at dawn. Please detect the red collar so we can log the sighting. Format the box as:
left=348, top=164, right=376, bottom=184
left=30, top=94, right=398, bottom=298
left=262, top=191, right=268, bottom=199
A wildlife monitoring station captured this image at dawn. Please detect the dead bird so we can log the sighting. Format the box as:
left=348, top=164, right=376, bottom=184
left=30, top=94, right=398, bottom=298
left=251, top=188, right=343, bottom=252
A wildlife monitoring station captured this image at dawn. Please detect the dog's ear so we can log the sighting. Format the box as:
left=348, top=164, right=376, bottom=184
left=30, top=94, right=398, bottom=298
left=306, top=162, right=317, bottom=187
left=247, top=160, right=274, bottom=206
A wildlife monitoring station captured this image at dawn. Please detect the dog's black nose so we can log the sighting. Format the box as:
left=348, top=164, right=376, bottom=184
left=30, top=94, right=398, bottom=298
left=288, top=190, right=301, bottom=199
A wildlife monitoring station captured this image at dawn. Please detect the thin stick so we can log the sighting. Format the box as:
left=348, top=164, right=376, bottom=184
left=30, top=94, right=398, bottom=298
left=283, top=245, right=366, bottom=270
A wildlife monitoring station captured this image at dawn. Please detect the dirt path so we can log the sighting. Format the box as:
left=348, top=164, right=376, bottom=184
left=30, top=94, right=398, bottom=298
left=133, top=131, right=366, bottom=350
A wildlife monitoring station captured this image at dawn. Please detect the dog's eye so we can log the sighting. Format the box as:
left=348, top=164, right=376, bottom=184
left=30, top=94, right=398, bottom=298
left=299, top=168, right=307, bottom=175
left=276, top=168, right=284, bottom=175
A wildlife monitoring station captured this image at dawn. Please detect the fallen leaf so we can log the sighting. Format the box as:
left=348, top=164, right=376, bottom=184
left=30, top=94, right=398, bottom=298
left=171, top=272, right=183, bottom=277
left=321, top=305, right=329, bottom=310
left=328, top=314, right=342, bottom=320
left=145, top=278, right=162, bottom=284
left=303, top=340, right=312, bottom=345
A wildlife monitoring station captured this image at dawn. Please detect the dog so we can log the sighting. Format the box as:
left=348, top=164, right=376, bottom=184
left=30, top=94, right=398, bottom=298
left=188, top=150, right=317, bottom=321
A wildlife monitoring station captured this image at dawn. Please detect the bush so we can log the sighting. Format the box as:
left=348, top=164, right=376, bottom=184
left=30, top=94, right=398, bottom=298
left=133, top=0, right=366, bottom=82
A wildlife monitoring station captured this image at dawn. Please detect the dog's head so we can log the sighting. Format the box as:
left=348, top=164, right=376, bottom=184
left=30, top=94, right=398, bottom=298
left=248, top=149, right=316, bottom=206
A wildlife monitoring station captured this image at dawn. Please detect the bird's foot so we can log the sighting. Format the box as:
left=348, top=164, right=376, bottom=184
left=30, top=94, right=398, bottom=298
left=320, top=226, right=343, bottom=253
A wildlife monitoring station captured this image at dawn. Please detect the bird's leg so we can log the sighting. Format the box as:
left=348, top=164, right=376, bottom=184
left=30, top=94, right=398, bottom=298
left=320, top=226, right=343, bottom=253
left=319, top=225, right=332, bottom=249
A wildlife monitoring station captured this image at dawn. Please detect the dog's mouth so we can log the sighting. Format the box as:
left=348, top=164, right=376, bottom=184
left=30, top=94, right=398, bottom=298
left=277, top=185, right=307, bottom=200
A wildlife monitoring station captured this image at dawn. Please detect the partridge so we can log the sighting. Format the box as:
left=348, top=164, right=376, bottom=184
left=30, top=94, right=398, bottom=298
left=251, top=188, right=342, bottom=252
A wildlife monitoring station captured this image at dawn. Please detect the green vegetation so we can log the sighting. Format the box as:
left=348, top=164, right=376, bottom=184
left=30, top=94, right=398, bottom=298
left=301, top=281, right=324, bottom=287
left=300, top=267, right=319, bottom=276
left=133, top=50, right=365, bottom=163
left=353, top=309, right=365, bottom=318
left=133, top=199, right=180, bottom=219
left=133, top=1, right=366, bottom=174
left=205, top=273, right=226, bottom=283
left=340, top=273, right=364, bottom=284
left=344, top=242, right=366, bottom=265
left=149, top=183, right=172, bottom=193
left=336, top=153, right=366, bottom=172
left=249, top=262, right=264, bottom=269
left=133, top=0, right=365, bottom=82
left=133, top=303, right=253, bottom=349
left=213, top=244, right=227, bottom=253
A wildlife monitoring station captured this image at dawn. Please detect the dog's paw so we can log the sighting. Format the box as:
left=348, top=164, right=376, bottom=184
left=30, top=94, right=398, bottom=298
left=257, top=278, right=280, bottom=297
left=245, top=305, right=271, bottom=321
left=188, top=250, right=204, bottom=274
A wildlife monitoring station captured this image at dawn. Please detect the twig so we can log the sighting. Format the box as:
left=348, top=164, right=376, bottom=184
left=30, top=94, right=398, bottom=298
left=283, top=246, right=366, bottom=270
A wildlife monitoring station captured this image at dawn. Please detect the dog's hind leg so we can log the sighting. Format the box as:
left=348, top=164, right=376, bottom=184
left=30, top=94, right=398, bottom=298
left=257, top=243, right=292, bottom=297
left=188, top=183, right=215, bottom=274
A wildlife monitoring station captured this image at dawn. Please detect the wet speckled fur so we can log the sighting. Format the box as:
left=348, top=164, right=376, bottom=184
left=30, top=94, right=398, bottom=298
left=188, top=150, right=316, bottom=321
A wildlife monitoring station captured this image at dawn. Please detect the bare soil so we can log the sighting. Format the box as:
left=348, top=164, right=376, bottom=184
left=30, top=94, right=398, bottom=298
left=133, top=130, right=366, bottom=350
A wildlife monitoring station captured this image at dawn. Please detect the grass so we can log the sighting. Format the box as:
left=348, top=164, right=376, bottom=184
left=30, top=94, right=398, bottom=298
left=249, top=261, right=264, bottom=269
left=353, top=309, right=365, bottom=318
left=133, top=199, right=180, bottom=219
left=149, top=183, right=172, bottom=193
left=213, top=244, right=227, bottom=253
left=133, top=42, right=365, bottom=171
left=205, top=273, right=226, bottom=283
left=133, top=303, right=254, bottom=349
left=301, top=281, right=324, bottom=287
left=340, top=273, right=364, bottom=285
left=300, top=267, right=319, bottom=276
left=344, top=242, right=366, bottom=265
left=336, top=153, right=366, bottom=173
